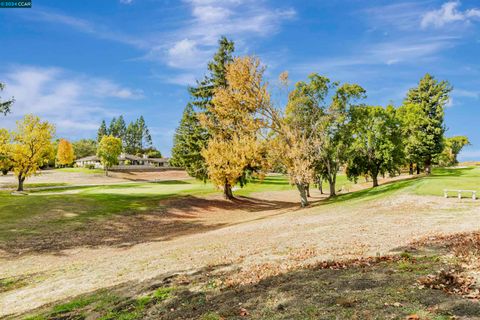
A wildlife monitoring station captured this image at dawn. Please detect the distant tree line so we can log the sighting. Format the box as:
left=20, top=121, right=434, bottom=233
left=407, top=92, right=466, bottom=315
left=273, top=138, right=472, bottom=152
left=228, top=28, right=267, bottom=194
left=171, top=37, right=471, bottom=206
left=97, top=115, right=157, bottom=156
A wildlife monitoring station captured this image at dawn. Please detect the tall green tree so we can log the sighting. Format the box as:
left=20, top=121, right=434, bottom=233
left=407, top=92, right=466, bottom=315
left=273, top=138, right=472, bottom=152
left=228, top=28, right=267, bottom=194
left=137, top=116, right=152, bottom=151
left=170, top=104, right=209, bottom=179
left=97, top=120, right=108, bottom=142
left=171, top=36, right=235, bottom=181
left=189, top=36, right=235, bottom=111
left=115, top=115, right=127, bottom=140
left=0, top=83, right=14, bottom=115
left=346, top=105, right=403, bottom=187
left=73, top=139, right=97, bottom=159
left=288, top=74, right=365, bottom=196
left=402, top=74, right=452, bottom=174
left=438, top=136, right=470, bottom=166
left=396, top=103, right=423, bottom=174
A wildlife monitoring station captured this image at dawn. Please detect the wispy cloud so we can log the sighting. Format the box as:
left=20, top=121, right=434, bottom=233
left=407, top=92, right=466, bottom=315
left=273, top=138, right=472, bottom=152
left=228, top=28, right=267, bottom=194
left=294, top=36, right=456, bottom=74
left=421, top=1, right=480, bottom=29
left=0, top=66, right=142, bottom=136
left=22, top=9, right=147, bottom=48
left=363, top=2, right=426, bottom=31
left=453, top=88, right=479, bottom=98
left=19, top=2, right=295, bottom=86
left=144, top=0, right=296, bottom=72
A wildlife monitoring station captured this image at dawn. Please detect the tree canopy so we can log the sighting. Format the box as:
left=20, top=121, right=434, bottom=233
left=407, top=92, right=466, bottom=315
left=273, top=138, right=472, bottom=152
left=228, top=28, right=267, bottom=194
left=56, top=139, right=75, bottom=167
left=4, top=115, right=55, bottom=191
left=97, top=135, right=122, bottom=176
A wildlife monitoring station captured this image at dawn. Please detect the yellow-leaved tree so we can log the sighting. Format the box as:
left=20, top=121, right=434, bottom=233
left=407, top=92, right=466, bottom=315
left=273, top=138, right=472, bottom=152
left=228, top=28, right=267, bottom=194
left=8, top=115, right=55, bottom=191
left=56, top=138, right=74, bottom=167
left=201, top=56, right=269, bottom=199
left=259, top=71, right=318, bottom=207
left=0, top=128, right=11, bottom=175
left=97, top=135, right=122, bottom=176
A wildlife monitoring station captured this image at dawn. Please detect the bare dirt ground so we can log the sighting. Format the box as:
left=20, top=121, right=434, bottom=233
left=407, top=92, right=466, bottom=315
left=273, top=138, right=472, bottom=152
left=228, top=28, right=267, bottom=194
left=1, top=186, right=480, bottom=317
left=0, top=169, right=189, bottom=189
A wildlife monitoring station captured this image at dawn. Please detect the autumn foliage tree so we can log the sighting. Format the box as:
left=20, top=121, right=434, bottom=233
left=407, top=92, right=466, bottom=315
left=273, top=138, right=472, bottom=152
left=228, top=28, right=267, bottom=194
left=0, top=129, right=12, bottom=175
left=201, top=56, right=269, bottom=199
left=4, top=115, right=55, bottom=191
left=97, top=135, right=122, bottom=176
left=56, top=139, right=74, bottom=167
left=172, top=37, right=235, bottom=182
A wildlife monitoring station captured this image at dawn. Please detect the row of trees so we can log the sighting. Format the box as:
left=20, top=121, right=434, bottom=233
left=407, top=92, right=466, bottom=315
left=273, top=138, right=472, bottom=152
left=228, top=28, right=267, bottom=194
left=171, top=37, right=470, bottom=206
left=0, top=114, right=125, bottom=190
left=97, top=115, right=155, bottom=156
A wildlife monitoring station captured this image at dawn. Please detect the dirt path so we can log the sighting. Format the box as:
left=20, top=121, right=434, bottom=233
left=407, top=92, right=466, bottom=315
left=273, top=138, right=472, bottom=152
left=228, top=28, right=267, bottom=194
left=1, top=187, right=480, bottom=317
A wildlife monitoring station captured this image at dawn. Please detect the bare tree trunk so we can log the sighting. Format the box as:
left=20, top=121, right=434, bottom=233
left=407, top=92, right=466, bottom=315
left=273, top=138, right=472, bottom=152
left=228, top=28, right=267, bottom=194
left=416, top=164, right=420, bottom=175
left=105, top=168, right=109, bottom=177
left=424, top=157, right=432, bottom=175
left=328, top=177, right=336, bottom=197
left=17, top=175, right=25, bottom=192
left=409, top=162, right=414, bottom=175
left=296, top=183, right=309, bottom=207
left=372, top=174, right=379, bottom=187
left=306, top=183, right=310, bottom=197
left=317, top=176, right=323, bottom=194
left=224, top=180, right=234, bottom=200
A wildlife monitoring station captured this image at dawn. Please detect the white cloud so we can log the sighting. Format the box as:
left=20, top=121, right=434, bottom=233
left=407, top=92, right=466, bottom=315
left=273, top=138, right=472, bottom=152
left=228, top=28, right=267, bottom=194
left=23, top=10, right=146, bottom=48
left=0, top=66, right=142, bottom=137
left=17, top=3, right=295, bottom=86
left=453, top=89, right=479, bottom=98
left=421, top=1, right=480, bottom=29
left=144, top=0, right=295, bottom=71
left=294, top=36, right=456, bottom=74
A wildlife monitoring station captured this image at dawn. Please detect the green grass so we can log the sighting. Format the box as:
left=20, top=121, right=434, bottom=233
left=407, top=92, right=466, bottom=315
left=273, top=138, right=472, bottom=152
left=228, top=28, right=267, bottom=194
left=23, top=287, right=175, bottom=320
left=0, top=176, right=291, bottom=246
left=1, top=182, right=69, bottom=189
left=411, top=167, right=480, bottom=197
left=1, top=167, right=477, bottom=252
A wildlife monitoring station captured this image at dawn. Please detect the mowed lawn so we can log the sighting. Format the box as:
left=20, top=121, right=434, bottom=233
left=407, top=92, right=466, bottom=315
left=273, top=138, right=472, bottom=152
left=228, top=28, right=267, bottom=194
left=0, top=176, right=295, bottom=249
left=1, top=167, right=479, bottom=248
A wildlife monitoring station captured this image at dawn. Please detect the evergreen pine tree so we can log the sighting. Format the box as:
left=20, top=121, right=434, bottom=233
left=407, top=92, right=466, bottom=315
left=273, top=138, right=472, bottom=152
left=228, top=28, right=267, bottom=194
left=171, top=36, right=235, bottom=181
left=171, top=104, right=209, bottom=180
left=402, top=74, right=452, bottom=174
left=97, top=120, right=108, bottom=142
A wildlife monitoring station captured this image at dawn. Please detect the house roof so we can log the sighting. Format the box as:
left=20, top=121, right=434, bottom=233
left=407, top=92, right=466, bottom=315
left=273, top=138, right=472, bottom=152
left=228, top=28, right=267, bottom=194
left=75, top=154, right=170, bottom=163
left=119, top=154, right=144, bottom=161
left=75, top=155, right=99, bottom=162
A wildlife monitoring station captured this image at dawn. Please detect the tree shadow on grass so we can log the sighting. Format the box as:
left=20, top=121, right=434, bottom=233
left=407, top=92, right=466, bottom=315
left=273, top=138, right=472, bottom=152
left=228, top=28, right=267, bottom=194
left=0, top=195, right=298, bottom=257
left=315, top=176, right=420, bottom=206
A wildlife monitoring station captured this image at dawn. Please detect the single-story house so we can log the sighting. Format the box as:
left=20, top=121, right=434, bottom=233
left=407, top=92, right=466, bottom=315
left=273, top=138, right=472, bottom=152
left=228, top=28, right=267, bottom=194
left=75, top=153, right=170, bottom=169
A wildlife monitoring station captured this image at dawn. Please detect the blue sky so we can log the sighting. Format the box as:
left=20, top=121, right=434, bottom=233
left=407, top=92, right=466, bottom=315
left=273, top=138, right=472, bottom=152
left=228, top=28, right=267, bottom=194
left=0, top=0, right=479, bottom=159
